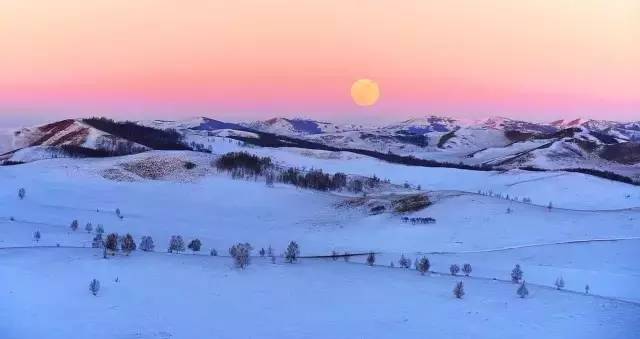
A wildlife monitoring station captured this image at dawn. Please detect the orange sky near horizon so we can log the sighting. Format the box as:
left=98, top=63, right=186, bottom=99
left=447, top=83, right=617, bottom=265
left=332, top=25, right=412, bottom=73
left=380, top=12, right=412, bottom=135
left=0, top=0, right=638, bottom=124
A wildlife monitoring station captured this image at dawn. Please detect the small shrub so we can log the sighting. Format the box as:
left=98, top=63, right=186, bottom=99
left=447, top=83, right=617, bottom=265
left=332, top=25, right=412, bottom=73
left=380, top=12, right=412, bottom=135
left=398, top=254, right=411, bottom=269
left=453, top=281, right=465, bottom=299
left=121, top=234, right=136, bottom=255
left=462, top=263, right=472, bottom=276
left=416, top=257, right=430, bottom=275
left=366, top=252, right=375, bottom=266
left=70, top=220, right=79, bottom=232
left=188, top=239, right=202, bottom=253
left=105, top=233, right=118, bottom=254
left=89, top=279, right=100, bottom=296
left=511, top=264, right=523, bottom=283
left=517, top=281, right=529, bottom=298
left=229, top=242, right=252, bottom=269
left=139, top=236, right=155, bottom=252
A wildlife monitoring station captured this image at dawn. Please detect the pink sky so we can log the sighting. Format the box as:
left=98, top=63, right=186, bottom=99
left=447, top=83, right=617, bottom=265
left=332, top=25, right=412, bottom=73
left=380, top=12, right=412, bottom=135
left=0, top=0, right=638, bottom=125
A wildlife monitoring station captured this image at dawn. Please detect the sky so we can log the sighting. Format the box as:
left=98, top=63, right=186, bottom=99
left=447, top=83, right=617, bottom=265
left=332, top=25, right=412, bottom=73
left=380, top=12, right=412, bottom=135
left=0, top=0, right=638, bottom=126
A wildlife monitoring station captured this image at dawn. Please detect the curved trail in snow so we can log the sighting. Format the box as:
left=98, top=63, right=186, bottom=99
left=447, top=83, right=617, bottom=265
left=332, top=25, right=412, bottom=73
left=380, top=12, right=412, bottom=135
left=429, top=190, right=640, bottom=212
left=416, top=237, right=640, bottom=255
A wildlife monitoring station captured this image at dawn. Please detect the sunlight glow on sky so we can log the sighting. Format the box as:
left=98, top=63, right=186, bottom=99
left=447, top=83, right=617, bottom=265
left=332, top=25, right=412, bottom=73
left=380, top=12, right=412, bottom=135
left=0, top=0, right=638, bottom=125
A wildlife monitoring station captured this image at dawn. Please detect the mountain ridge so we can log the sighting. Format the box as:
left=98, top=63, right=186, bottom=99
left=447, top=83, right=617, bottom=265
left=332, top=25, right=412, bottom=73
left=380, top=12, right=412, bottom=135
left=1, top=115, right=638, bottom=182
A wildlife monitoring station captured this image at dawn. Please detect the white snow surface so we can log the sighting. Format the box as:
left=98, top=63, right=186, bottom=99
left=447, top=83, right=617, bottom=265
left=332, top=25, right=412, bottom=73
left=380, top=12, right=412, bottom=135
left=1, top=148, right=639, bottom=338
left=2, top=247, right=638, bottom=339
left=188, top=136, right=640, bottom=210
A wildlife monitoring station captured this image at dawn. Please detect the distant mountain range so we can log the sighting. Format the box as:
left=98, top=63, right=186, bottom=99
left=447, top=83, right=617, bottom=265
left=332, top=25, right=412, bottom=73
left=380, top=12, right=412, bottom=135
left=1, top=115, right=638, bottom=181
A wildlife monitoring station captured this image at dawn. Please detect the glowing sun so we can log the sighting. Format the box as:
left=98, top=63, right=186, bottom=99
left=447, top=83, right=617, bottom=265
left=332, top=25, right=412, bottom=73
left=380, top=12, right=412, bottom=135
left=351, top=79, right=380, bottom=106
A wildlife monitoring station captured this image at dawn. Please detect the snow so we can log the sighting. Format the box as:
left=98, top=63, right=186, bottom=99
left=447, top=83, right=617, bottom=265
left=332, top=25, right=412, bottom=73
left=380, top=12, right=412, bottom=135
left=187, top=136, right=640, bottom=210
left=3, top=145, right=61, bottom=163
left=1, top=248, right=638, bottom=339
left=1, top=149, right=639, bottom=338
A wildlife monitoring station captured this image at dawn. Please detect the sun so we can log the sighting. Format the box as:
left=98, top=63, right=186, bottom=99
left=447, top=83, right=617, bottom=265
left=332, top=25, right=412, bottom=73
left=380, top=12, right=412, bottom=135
left=351, top=79, right=380, bottom=106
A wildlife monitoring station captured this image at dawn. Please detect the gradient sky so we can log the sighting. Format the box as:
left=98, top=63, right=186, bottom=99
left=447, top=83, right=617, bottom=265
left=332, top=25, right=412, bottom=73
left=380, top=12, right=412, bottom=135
left=0, top=0, right=638, bottom=126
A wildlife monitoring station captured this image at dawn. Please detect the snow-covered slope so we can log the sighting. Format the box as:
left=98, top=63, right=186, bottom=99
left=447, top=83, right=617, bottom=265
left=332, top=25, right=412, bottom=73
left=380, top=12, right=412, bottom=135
left=2, top=247, right=638, bottom=339
left=0, top=119, right=150, bottom=163
left=177, top=134, right=640, bottom=210
left=242, top=117, right=364, bottom=136
left=1, top=148, right=639, bottom=338
left=5, top=116, right=638, bottom=181
left=140, top=117, right=245, bottom=131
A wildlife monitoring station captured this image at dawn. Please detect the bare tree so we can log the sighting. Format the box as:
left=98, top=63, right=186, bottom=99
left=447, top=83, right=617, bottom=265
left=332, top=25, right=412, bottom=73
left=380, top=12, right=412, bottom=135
left=398, top=254, right=411, bottom=269
left=416, top=257, right=430, bottom=275
left=121, top=234, right=136, bottom=255
left=105, top=233, right=118, bottom=255
left=89, top=279, right=100, bottom=296
left=70, top=220, right=79, bottom=232
left=18, top=188, right=26, bottom=200
left=229, top=242, right=252, bottom=269
left=139, top=236, right=155, bottom=252
left=453, top=281, right=465, bottom=299
left=168, top=235, right=185, bottom=253
left=511, top=264, right=523, bottom=283
left=366, top=252, right=375, bottom=266
left=517, top=281, right=529, bottom=298
left=449, top=264, right=460, bottom=276
left=462, top=263, right=472, bottom=276
left=188, top=239, right=202, bottom=253
left=285, top=241, right=300, bottom=263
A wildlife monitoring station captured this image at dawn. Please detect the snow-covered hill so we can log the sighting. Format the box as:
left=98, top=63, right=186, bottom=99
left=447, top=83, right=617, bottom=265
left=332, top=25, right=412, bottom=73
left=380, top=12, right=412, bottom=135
left=0, top=119, right=150, bottom=163
left=3, top=115, right=639, bottom=183
left=241, top=117, right=365, bottom=136
left=1, top=144, right=638, bottom=338
left=233, top=116, right=640, bottom=179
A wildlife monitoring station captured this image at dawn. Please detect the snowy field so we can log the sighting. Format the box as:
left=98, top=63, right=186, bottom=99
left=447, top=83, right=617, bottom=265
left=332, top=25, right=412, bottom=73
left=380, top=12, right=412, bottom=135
left=1, top=248, right=639, bottom=339
left=187, top=135, right=640, bottom=210
left=1, top=148, right=639, bottom=338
